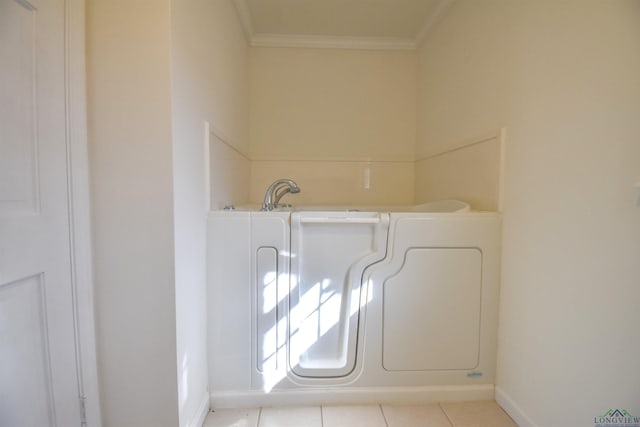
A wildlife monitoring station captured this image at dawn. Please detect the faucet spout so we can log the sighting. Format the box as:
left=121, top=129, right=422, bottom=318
left=261, top=179, right=301, bottom=211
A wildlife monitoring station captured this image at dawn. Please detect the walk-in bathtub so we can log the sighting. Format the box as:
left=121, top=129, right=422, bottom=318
left=207, top=201, right=501, bottom=407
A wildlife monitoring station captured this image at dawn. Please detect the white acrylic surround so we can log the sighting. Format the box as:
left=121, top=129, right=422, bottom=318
left=207, top=208, right=501, bottom=407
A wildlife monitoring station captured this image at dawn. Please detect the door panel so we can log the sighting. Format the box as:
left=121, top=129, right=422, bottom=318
left=0, top=0, right=82, bottom=425
left=382, top=248, right=482, bottom=371
left=0, top=275, right=55, bottom=426
left=0, top=0, right=39, bottom=214
left=289, top=212, right=389, bottom=378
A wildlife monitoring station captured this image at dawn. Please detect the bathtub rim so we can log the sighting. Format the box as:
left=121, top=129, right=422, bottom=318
left=216, top=199, right=474, bottom=213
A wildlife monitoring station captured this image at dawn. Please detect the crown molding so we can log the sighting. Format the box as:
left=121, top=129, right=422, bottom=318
left=251, top=34, right=416, bottom=51
left=232, top=0, right=455, bottom=51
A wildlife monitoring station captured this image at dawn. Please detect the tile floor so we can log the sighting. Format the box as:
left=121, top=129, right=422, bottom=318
left=203, top=400, right=518, bottom=427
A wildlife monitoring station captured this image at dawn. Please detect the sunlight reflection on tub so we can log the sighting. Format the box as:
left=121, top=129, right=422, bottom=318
left=259, top=270, right=374, bottom=392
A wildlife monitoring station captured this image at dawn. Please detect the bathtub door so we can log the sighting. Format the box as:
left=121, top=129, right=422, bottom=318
left=289, top=212, right=389, bottom=378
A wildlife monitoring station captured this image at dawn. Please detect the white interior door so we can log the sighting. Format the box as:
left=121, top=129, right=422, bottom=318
left=0, top=0, right=83, bottom=425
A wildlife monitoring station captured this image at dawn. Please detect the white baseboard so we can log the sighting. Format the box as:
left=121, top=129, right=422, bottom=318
left=495, top=386, right=537, bottom=427
left=211, top=384, right=494, bottom=409
left=187, top=392, right=211, bottom=427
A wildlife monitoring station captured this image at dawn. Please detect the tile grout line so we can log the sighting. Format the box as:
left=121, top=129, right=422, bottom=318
left=255, top=407, right=263, bottom=427
left=378, top=404, right=390, bottom=427
left=438, top=402, right=456, bottom=427
left=320, top=405, right=324, bottom=427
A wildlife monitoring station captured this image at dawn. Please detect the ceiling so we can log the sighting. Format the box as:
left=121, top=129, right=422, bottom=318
left=232, top=0, right=454, bottom=50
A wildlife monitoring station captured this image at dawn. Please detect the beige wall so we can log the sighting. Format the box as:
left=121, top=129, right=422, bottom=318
left=249, top=47, right=416, bottom=161
left=87, top=1, right=179, bottom=425
left=248, top=47, right=417, bottom=206
left=88, top=0, right=250, bottom=425
left=170, top=0, right=250, bottom=425
left=246, top=45, right=499, bottom=208
left=418, top=1, right=640, bottom=425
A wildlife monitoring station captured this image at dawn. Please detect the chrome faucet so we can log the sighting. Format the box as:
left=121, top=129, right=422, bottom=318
left=261, top=179, right=301, bottom=211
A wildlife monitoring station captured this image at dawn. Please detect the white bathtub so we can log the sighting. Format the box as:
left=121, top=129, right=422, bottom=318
left=228, top=199, right=471, bottom=213
left=207, top=201, right=501, bottom=407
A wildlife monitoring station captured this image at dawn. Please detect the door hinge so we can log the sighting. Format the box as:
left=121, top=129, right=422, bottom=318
left=79, top=396, right=87, bottom=426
